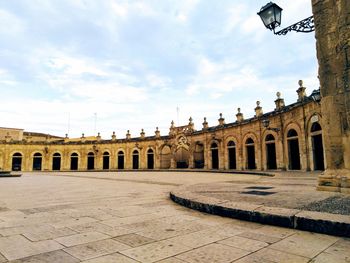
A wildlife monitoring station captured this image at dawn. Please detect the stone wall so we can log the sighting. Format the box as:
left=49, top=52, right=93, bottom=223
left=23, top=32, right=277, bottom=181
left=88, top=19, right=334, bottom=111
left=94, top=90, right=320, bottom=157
left=0, top=91, right=323, bottom=174
left=312, top=0, right=350, bottom=193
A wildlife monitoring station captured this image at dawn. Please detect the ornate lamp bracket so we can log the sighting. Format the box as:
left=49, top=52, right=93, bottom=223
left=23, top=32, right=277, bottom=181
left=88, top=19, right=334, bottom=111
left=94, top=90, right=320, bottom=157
left=274, top=16, right=314, bottom=35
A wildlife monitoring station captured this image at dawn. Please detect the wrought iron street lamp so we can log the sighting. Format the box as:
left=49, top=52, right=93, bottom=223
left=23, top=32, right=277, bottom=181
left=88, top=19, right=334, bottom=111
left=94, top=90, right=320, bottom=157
left=257, top=2, right=314, bottom=35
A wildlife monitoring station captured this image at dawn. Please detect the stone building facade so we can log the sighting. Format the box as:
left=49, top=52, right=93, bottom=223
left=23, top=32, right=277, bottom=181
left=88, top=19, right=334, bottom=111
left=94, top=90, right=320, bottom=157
left=312, top=0, right=350, bottom=192
left=0, top=85, right=325, bottom=174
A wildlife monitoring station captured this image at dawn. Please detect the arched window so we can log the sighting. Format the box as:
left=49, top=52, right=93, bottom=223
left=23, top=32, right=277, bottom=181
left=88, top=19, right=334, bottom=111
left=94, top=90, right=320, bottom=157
left=194, top=142, right=204, bottom=169
left=227, top=141, right=236, bottom=169
left=12, top=152, right=22, bottom=171
left=160, top=146, right=171, bottom=169
left=70, top=153, right=79, bottom=170
left=103, top=151, right=110, bottom=170
left=245, top=138, right=256, bottom=169
left=52, top=153, right=61, bottom=171
left=33, top=153, right=42, bottom=171
left=265, top=134, right=277, bottom=169
left=311, top=122, right=322, bottom=132
left=211, top=142, right=219, bottom=169
left=147, top=149, right=154, bottom=169
left=87, top=152, right=95, bottom=170
left=310, top=122, right=324, bottom=170
left=287, top=129, right=301, bottom=170
left=117, top=151, right=124, bottom=169
left=132, top=150, right=139, bottom=169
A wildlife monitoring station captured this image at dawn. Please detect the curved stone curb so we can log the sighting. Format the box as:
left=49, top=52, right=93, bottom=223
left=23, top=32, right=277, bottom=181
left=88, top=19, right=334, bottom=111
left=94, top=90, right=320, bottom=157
left=170, top=189, right=350, bottom=237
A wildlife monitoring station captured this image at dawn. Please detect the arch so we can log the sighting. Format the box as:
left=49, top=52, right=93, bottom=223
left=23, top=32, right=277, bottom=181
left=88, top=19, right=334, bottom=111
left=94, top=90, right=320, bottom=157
left=245, top=137, right=256, bottom=169
left=287, top=129, right=298, bottom=137
left=265, top=134, right=277, bottom=169
left=103, top=151, right=110, bottom=170
left=211, top=142, right=219, bottom=169
left=175, top=147, right=189, bottom=168
left=286, top=128, right=301, bottom=170
left=160, top=145, right=171, bottom=169
left=227, top=140, right=236, bottom=169
left=32, top=152, right=42, bottom=171
left=70, top=152, right=79, bottom=170
left=194, top=142, right=204, bottom=168
left=12, top=152, right=22, bottom=171
left=52, top=152, right=61, bottom=171
left=311, top=122, right=322, bottom=132
left=147, top=148, right=154, bottom=169
left=87, top=152, right=95, bottom=170
left=310, top=122, right=324, bottom=170
left=132, top=150, right=139, bottom=169
left=117, top=150, right=124, bottom=169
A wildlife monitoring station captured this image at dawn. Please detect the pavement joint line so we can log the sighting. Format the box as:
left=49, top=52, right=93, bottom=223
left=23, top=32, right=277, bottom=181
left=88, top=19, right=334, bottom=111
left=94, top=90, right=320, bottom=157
left=170, top=190, right=350, bottom=237
left=44, top=173, right=182, bottom=186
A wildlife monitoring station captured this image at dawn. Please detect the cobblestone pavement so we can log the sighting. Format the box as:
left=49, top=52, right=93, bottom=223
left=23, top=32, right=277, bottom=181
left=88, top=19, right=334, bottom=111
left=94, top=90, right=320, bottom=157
left=0, top=171, right=349, bottom=262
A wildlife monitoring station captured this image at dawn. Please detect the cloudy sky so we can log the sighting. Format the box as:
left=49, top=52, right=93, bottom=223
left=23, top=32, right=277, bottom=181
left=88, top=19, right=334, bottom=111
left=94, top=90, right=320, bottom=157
left=0, top=0, right=318, bottom=139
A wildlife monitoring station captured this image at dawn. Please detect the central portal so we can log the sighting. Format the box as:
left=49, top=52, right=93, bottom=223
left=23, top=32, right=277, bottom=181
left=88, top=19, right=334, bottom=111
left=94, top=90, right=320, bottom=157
left=176, top=147, right=189, bottom=168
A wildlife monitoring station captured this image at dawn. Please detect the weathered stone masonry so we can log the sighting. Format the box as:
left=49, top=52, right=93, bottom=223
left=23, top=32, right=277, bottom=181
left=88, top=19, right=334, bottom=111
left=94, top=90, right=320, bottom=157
left=0, top=87, right=325, bottom=174
left=312, top=0, right=350, bottom=192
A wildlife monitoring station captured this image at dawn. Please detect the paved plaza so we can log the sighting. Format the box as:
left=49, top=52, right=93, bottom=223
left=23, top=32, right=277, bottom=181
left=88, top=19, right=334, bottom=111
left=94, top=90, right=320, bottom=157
left=0, top=171, right=349, bottom=262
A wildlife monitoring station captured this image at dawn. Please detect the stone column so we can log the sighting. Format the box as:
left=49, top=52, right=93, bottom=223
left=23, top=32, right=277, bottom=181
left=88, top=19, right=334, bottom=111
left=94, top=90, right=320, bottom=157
left=312, top=0, right=350, bottom=192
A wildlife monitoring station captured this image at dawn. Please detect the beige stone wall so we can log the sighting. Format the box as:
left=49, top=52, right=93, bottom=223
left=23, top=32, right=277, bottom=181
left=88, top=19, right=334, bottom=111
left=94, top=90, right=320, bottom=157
left=0, top=128, right=23, bottom=141
left=0, top=97, right=323, bottom=173
left=312, top=0, right=350, bottom=192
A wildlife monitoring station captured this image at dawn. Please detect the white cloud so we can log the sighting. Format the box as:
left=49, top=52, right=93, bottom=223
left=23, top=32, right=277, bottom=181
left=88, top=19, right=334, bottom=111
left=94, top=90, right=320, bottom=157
left=0, top=9, right=24, bottom=35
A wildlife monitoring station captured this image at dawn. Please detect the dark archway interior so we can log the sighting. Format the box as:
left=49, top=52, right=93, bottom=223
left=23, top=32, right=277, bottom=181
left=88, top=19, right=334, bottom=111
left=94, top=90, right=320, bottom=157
left=70, top=153, right=78, bottom=170
left=132, top=150, right=139, bottom=169
left=52, top=153, right=61, bottom=170
left=118, top=151, right=124, bottom=169
left=33, top=153, right=42, bottom=171
left=12, top=153, right=22, bottom=171
left=87, top=152, right=95, bottom=170
left=103, top=152, right=110, bottom=170
left=147, top=149, right=154, bottom=169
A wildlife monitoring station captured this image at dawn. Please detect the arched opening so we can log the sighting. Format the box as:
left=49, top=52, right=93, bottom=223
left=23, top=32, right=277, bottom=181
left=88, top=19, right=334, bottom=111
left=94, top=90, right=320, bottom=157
left=103, top=151, right=110, bottom=170
left=287, top=129, right=301, bottom=170
left=246, top=138, right=256, bottom=169
left=70, top=153, right=79, bottom=170
left=194, top=142, right=204, bottom=168
left=117, top=151, right=124, bottom=169
left=12, top=152, right=22, bottom=171
left=311, top=122, right=324, bottom=170
left=175, top=148, right=189, bottom=168
left=227, top=141, right=236, bottom=169
left=147, top=149, right=154, bottom=169
left=52, top=153, right=61, bottom=171
left=160, top=145, right=171, bottom=169
left=87, top=152, right=95, bottom=170
left=132, top=150, right=139, bottom=169
left=33, top=153, right=42, bottom=171
left=265, top=134, right=277, bottom=169
left=211, top=143, right=219, bottom=169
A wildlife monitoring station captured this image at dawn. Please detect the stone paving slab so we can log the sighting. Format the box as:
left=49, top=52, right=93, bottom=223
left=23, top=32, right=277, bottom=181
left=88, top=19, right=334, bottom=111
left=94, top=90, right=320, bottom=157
left=63, top=238, right=131, bottom=261
left=170, top=177, right=350, bottom=237
left=54, top=231, right=109, bottom=247
left=120, top=240, right=190, bottom=263
left=0, top=235, right=63, bottom=261
left=80, top=252, right=138, bottom=263
left=9, top=250, right=79, bottom=263
left=175, top=243, right=249, bottom=263
left=0, top=171, right=348, bottom=262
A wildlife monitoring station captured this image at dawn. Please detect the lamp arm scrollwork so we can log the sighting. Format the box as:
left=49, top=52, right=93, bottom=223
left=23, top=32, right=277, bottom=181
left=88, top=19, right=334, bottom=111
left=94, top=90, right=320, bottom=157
left=274, top=16, right=314, bottom=35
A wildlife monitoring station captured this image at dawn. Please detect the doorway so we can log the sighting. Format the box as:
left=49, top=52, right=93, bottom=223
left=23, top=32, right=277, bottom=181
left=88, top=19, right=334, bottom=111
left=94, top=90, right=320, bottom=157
left=265, top=134, right=277, bottom=169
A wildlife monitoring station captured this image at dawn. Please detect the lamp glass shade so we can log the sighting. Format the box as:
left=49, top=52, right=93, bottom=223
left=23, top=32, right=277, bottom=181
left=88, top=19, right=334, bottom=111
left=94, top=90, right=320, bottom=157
left=257, top=2, right=282, bottom=30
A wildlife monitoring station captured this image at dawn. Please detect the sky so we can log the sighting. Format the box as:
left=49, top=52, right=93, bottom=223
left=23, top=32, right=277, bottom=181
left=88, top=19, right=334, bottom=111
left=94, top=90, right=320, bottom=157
left=0, top=0, right=318, bottom=139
